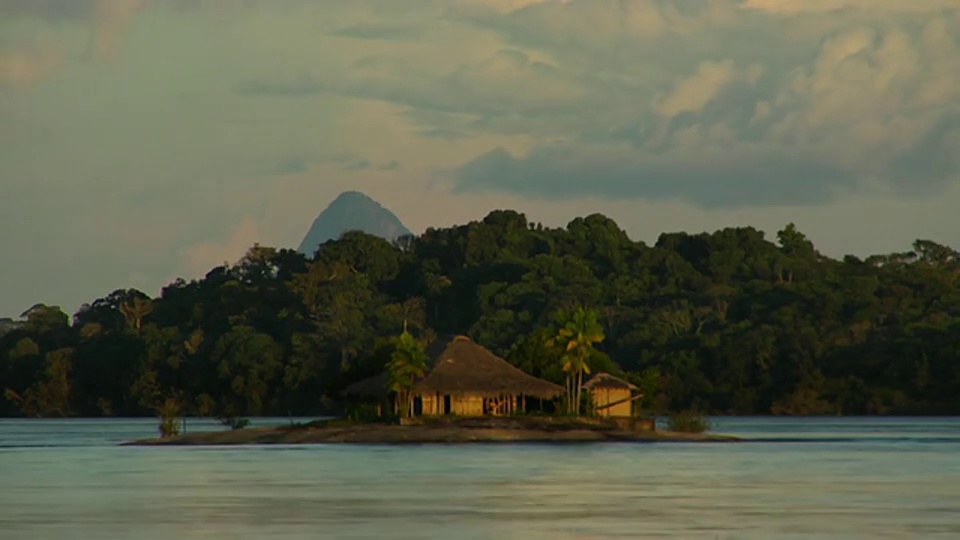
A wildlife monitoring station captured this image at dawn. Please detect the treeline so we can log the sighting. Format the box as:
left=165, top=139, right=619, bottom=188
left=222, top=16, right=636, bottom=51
left=2, top=210, right=959, bottom=418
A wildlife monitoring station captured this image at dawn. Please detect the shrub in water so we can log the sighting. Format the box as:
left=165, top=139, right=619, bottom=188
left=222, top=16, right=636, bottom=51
left=157, top=396, right=183, bottom=438
left=218, top=416, right=250, bottom=430
left=666, top=411, right=712, bottom=433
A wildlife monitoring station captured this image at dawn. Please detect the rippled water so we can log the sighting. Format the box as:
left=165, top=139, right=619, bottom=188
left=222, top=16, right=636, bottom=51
left=1, top=417, right=959, bottom=539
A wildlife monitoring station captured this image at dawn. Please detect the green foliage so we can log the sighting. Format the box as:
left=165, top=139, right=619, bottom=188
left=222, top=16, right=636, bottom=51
left=1, top=213, right=959, bottom=418
left=20, top=304, right=69, bottom=334
left=157, top=395, right=184, bottom=438
left=194, top=394, right=216, bottom=417
left=96, top=397, right=114, bottom=416
left=666, top=411, right=712, bottom=433
left=506, top=327, right=565, bottom=383
left=213, top=325, right=282, bottom=416
left=547, top=307, right=605, bottom=415
left=4, top=348, right=74, bottom=417
left=386, top=331, right=430, bottom=418
left=346, top=402, right=392, bottom=423
left=627, top=367, right=665, bottom=414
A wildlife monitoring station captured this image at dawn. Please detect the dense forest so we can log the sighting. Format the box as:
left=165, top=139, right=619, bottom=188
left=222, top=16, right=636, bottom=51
left=3, top=210, right=959, bottom=418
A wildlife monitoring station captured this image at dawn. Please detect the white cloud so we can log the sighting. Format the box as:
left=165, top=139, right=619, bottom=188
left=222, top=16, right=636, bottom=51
left=739, top=0, right=957, bottom=14
left=656, top=60, right=739, bottom=118
left=464, top=0, right=572, bottom=11
left=2, top=0, right=960, bottom=315
left=92, top=0, right=148, bottom=59
left=0, top=41, right=61, bottom=89
left=446, top=2, right=960, bottom=206
left=181, top=217, right=263, bottom=277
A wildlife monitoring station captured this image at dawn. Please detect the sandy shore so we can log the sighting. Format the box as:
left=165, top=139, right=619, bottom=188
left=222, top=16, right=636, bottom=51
left=123, top=417, right=739, bottom=446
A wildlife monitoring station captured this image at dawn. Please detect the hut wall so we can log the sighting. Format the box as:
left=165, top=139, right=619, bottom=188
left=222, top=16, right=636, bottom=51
left=592, top=388, right=632, bottom=417
left=421, top=393, right=441, bottom=415
left=413, top=393, right=484, bottom=415
left=451, top=394, right=484, bottom=416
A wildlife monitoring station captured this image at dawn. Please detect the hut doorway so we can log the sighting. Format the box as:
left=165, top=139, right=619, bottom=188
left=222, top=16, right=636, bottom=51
left=443, top=394, right=452, bottom=415
left=413, top=396, right=423, bottom=416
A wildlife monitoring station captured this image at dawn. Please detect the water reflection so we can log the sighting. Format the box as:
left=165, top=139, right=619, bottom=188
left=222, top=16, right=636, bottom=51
left=1, top=418, right=959, bottom=539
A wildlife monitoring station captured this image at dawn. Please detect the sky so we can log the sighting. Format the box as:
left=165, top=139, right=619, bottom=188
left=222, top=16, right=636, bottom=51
left=2, top=0, right=959, bottom=318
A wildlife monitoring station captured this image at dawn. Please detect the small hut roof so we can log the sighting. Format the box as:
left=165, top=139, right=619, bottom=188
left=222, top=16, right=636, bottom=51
left=582, top=372, right=639, bottom=391
left=340, top=335, right=564, bottom=399
left=341, top=371, right=391, bottom=398
left=415, top=335, right=564, bottom=399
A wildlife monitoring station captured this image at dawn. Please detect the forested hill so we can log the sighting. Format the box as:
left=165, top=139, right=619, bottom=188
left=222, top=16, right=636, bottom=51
left=3, top=210, right=959, bottom=418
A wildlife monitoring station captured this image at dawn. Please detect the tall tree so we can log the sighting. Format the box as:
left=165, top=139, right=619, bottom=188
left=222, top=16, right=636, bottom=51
left=386, top=332, right=429, bottom=418
left=548, top=307, right=605, bottom=415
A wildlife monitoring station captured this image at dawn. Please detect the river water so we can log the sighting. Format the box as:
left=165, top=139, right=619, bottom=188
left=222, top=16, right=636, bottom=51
left=1, top=417, right=958, bottom=539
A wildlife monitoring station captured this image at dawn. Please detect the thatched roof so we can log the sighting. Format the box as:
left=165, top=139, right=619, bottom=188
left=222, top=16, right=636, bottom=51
left=417, top=335, right=564, bottom=398
left=341, top=371, right=390, bottom=398
left=583, top=372, right=639, bottom=391
left=341, top=335, right=564, bottom=399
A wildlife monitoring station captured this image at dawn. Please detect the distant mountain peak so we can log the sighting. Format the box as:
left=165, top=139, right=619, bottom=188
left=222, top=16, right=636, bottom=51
left=297, top=191, right=412, bottom=255
left=331, top=190, right=373, bottom=203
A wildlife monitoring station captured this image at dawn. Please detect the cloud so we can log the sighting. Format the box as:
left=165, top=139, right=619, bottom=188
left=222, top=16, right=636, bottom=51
left=655, top=60, right=740, bottom=119
left=0, top=42, right=62, bottom=89
left=462, top=0, right=571, bottom=11
left=3, top=0, right=960, bottom=316
left=236, top=47, right=585, bottom=118
left=332, top=23, right=426, bottom=41
left=456, top=0, right=685, bottom=48
left=0, top=1, right=95, bottom=20
left=453, top=144, right=856, bottom=208
left=739, top=0, right=957, bottom=14
left=379, top=161, right=401, bottom=170
left=0, top=0, right=145, bottom=90
left=273, top=157, right=309, bottom=176
left=343, top=159, right=372, bottom=171
left=441, top=1, right=960, bottom=207
left=180, top=217, right=262, bottom=277
left=92, top=0, right=148, bottom=60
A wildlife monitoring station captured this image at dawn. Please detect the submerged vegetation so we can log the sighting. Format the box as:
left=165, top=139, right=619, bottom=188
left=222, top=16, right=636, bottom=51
left=2, top=210, right=960, bottom=419
left=666, top=411, right=713, bottom=434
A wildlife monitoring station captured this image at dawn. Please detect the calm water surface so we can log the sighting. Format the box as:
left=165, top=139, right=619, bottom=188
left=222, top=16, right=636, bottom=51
left=1, top=417, right=959, bottom=539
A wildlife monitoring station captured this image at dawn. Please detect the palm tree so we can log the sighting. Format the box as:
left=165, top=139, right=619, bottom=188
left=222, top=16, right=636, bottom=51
left=386, top=331, right=430, bottom=418
left=547, top=307, right=605, bottom=415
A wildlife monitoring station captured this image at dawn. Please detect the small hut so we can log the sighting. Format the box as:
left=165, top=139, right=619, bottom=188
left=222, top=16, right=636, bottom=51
left=583, top=373, right=642, bottom=418
left=342, top=335, right=564, bottom=417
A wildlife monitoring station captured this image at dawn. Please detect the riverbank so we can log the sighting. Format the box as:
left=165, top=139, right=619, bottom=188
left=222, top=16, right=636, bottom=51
left=123, top=416, right=739, bottom=445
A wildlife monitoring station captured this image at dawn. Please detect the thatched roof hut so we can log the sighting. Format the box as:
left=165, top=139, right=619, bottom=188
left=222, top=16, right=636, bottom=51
left=418, top=335, right=563, bottom=398
left=583, top=372, right=641, bottom=418
left=582, top=372, right=639, bottom=391
left=341, top=335, right=563, bottom=399
left=341, top=371, right=390, bottom=398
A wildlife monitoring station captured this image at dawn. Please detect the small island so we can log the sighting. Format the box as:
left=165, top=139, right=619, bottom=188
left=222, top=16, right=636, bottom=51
left=126, top=334, right=737, bottom=446
left=124, top=416, right=738, bottom=446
